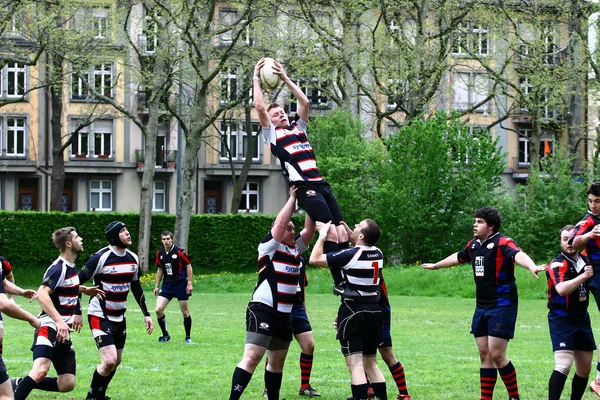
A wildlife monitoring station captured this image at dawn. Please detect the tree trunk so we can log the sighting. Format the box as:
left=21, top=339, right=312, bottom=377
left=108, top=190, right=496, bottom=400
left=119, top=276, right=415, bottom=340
left=49, top=53, right=65, bottom=211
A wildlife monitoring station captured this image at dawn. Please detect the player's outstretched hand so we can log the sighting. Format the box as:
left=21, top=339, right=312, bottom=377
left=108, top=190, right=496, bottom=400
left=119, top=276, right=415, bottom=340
left=289, top=185, right=297, bottom=199
left=56, top=320, right=72, bottom=343
left=81, top=285, right=106, bottom=299
left=72, top=314, right=82, bottom=333
left=273, top=59, right=289, bottom=81
left=144, top=316, right=154, bottom=335
left=421, top=263, right=437, bottom=270
left=528, top=264, right=545, bottom=279
left=186, top=282, right=193, bottom=294
left=253, top=57, right=265, bottom=81
left=339, top=221, right=353, bottom=240
left=22, top=289, right=37, bottom=302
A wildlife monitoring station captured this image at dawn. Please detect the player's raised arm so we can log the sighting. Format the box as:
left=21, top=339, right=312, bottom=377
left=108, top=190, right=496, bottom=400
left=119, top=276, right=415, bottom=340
left=271, top=186, right=298, bottom=243
left=275, top=59, right=309, bottom=122
left=253, top=57, right=270, bottom=128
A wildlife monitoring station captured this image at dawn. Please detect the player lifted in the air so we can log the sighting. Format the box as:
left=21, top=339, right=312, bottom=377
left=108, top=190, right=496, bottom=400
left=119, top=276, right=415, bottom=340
left=253, top=57, right=349, bottom=292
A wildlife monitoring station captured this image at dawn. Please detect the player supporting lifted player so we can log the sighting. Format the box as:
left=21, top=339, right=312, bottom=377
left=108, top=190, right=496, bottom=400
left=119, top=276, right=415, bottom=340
left=310, top=219, right=389, bottom=400
left=422, top=207, right=542, bottom=400
left=79, top=221, right=153, bottom=400
left=253, top=57, right=350, bottom=292
left=154, top=230, right=194, bottom=344
left=546, top=225, right=594, bottom=400
left=229, top=186, right=315, bottom=400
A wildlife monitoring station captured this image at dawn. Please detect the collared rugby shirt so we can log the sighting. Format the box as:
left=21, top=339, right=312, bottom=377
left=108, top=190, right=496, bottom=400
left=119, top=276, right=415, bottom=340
left=546, top=252, right=590, bottom=318
left=327, top=245, right=383, bottom=300
left=39, top=256, right=80, bottom=328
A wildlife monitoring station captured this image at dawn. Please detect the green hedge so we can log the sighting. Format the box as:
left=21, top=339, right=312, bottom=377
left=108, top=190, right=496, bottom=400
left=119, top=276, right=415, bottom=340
left=0, top=211, right=304, bottom=272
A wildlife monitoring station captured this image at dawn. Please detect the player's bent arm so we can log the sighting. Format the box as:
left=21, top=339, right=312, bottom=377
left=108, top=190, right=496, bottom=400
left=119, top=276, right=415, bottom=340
left=309, top=236, right=329, bottom=268
left=278, top=61, right=309, bottom=122
left=0, top=293, right=38, bottom=328
left=5, top=272, right=14, bottom=284
left=37, top=285, right=65, bottom=326
left=571, top=231, right=594, bottom=250
left=3, top=279, right=33, bottom=298
left=421, top=252, right=461, bottom=270
left=300, top=213, right=316, bottom=246
left=272, top=187, right=298, bottom=243
left=555, top=265, right=593, bottom=296
left=515, top=251, right=543, bottom=279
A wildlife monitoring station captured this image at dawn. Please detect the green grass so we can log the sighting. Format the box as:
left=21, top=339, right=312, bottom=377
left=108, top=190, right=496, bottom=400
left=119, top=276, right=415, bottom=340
left=0, top=265, right=574, bottom=399
left=1, top=271, right=598, bottom=400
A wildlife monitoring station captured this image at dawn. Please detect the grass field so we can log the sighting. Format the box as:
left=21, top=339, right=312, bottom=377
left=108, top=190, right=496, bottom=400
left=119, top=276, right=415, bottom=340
left=2, top=266, right=597, bottom=399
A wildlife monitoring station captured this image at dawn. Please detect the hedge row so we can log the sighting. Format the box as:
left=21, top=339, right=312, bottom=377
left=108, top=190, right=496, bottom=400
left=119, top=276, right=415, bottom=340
left=0, top=211, right=304, bottom=272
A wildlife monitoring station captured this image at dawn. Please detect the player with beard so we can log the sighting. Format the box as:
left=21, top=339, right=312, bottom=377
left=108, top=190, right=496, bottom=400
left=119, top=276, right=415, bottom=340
left=422, top=207, right=543, bottom=400
left=546, top=225, right=594, bottom=400
left=79, top=221, right=153, bottom=400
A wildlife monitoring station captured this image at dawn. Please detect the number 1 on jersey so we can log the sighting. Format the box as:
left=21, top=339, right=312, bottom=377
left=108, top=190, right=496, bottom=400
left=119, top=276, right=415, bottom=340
left=372, top=261, right=379, bottom=283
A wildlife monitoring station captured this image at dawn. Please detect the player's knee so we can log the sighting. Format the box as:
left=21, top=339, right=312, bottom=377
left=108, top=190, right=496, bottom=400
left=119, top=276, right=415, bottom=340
left=31, top=369, right=48, bottom=383
left=57, top=375, right=76, bottom=392
left=182, top=309, right=190, bottom=318
left=554, top=351, right=574, bottom=376
left=155, top=308, right=164, bottom=317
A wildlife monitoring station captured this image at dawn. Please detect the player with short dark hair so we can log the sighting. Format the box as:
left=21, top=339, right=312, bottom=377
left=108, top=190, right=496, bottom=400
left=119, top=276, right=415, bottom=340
left=546, top=224, right=594, bottom=400
left=263, top=256, right=320, bottom=397
left=12, top=227, right=101, bottom=399
left=310, top=219, right=388, bottom=400
left=568, top=181, right=600, bottom=395
left=79, top=221, right=153, bottom=400
left=253, top=57, right=349, bottom=293
left=229, top=186, right=315, bottom=400
left=422, top=207, right=542, bottom=400
left=154, top=230, right=194, bottom=344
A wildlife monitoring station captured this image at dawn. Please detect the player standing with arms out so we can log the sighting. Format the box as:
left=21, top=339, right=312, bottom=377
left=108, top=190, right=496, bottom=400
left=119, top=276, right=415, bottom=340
left=154, top=230, right=194, bottom=344
left=12, top=227, right=102, bottom=399
left=229, top=186, right=315, bottom=400
left=546, top=225, right=594, bottom=400
left=253, top=57, right=349, bottom=292
left=568, top=182, right=600, bottom=396
left=422, top=207, right=542, bottom=400
left=310, top=219, right=389, bottom=400
left=79, top=221, right=153, bottom=400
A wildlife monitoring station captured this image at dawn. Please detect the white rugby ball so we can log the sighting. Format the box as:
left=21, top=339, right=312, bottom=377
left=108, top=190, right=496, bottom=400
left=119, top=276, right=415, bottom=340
left=260, top=57, right=281, bottom=91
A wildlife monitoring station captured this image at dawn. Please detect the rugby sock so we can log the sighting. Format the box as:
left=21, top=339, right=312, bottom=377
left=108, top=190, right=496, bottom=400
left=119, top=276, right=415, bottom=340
left=351, top=383, right=369, bottom=400
left=264, top=369, right=283, bottom=400
left=388, top=361, right=409, bottom=395
left=184, top=315, right=192, bottom=338
left=299, top=352, right=313, bottom=389
left=548, top=370, right=567, bottom=400
left=15, top=376, right=36, bottom=400
left=571, top=373, right=588, bottom=400
left=229, top=367, right=252, bottom=400
left=34, top=376, right=59, bottom=391
left=498, top=361, right=519, bottom=400
left=157, top=315, right=168, bottom=336
left=87, top=369, right=111, bottom=399
left=479, top=367, right=497, bottom=400
left=371, top=382, right=387, bottom=399
left=103, top=370, right=116, bottom=395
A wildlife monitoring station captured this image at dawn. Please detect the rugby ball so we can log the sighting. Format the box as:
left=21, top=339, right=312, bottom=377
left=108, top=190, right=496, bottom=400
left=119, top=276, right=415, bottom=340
left=260, top=57, right=281, bottom=91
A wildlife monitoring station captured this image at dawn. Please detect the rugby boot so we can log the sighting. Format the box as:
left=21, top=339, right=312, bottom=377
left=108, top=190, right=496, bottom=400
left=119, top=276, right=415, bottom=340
left=158, top=334, right=171, bottom=342
left=396, top=394, right=411, bottom=400
left=299, top=385, right=321, bottom=396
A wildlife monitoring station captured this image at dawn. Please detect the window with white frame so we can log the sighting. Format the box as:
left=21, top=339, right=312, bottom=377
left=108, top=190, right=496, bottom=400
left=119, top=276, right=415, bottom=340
left=219, top=68, right=238, bottom=104
left=518, top=76, right=554, bottom=118
left=4, top=117, right=26, bottom=156
left=452, top=72, right=490, bottom=112
left=386, top=79, right=408, bottom=110
left=238, top=182, right=259, bottom=213
left=70, top=119, right=113, bottom=158
left=242, top=122, right=260, bottom=160
left=71, top=62, right=113, bottom=100
left=92, top=8, right=109, bottom=40
left=219, top=8, right=237, bottom=45
left=141, top=8, right=159, bottom=53
left=220, top=121, right=238, bottom=160
left=153, top=181, right=166, bottom=212
left=452, top=22, right=489, bottom=56
left=6, top=4, right=23, bottom=35
left=89, top=180, right=112, bottom=211
left=518, top=23, right=556, bottom=64
left=518, top=129, right=532, bottom=165
left=2, top=63, right=26, bottom=98
left=389, top=18, right=417, bottom=45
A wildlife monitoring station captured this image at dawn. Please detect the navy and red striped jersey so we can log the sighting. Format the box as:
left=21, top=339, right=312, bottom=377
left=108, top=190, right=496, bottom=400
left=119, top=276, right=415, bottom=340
left=79, top=246, right=140, bottom=323
left=327, top=245, right=383, bottom=300
left=379, top=271, right=390, bottom=309
left=457, top=233, right=521, bottom=308
left=0, top=257, right=13, bottom=275
left=569, top=212, right=600, bottom=266
left=262, top=118, right=323, bottom=183
left=546, top=253, right=590, bottom=318
left=156, top=245, right=191, bottom=282
left=252, top=233, right=307, bottom=313
left=39, top=257, right=80, bottom=328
